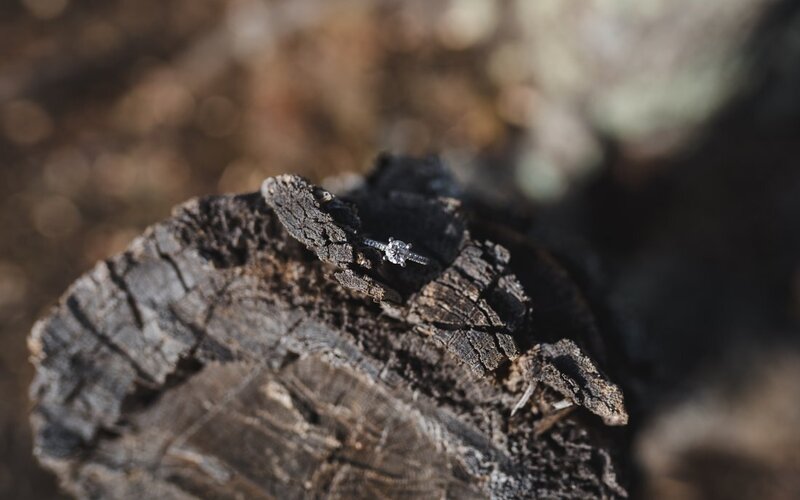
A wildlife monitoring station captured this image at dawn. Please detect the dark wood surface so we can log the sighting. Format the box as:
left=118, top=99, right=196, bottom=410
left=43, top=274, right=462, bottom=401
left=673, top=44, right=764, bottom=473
left=30, top=156, right=629, bottom=499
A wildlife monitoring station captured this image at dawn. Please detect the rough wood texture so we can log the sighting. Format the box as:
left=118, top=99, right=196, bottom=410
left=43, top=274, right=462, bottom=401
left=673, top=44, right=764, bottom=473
left=30, top=155, right=629, bottom=499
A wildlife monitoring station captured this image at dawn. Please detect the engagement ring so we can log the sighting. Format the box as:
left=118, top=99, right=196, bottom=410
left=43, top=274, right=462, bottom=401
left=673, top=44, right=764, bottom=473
left=362, top=237, right=430, bottom=267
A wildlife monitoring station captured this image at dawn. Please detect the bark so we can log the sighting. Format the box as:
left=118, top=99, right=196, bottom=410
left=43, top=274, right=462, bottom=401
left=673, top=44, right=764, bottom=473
left=29, top=155, right=629, bottom=499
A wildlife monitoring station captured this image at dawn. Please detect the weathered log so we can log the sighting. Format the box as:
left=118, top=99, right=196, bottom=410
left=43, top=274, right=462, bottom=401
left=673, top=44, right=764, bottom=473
left=30, top=155, right=629, bottom=499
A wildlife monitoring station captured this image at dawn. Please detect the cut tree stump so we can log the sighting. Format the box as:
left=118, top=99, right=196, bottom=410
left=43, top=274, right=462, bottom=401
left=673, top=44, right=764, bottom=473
left=30, top=155, right=630, bottom=499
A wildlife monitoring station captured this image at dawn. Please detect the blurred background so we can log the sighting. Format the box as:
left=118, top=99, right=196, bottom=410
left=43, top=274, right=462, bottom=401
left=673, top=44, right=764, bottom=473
left=2, top=0, right=800, bottom=498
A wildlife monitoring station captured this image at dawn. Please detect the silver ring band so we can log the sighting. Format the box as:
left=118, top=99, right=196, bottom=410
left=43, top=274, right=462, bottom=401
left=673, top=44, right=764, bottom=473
left=362, top=237, right=430, bottom=267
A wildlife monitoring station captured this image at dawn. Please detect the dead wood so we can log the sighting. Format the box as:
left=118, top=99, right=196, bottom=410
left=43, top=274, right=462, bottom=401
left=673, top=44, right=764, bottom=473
left=30, top=155, right=629, bottom=499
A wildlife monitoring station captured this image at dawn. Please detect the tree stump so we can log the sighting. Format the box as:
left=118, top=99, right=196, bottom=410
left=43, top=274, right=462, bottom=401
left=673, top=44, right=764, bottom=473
left=30, top=155, right=630, bottom=499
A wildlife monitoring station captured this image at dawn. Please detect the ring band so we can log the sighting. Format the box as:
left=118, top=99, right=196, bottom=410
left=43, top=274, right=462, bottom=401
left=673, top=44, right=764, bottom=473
left=362, top=237, right=430, bottom=267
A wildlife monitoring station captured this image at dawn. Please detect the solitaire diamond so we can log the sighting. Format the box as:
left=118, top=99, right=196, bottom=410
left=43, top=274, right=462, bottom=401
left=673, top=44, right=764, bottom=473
left=385, top=239, right=411, bottom=265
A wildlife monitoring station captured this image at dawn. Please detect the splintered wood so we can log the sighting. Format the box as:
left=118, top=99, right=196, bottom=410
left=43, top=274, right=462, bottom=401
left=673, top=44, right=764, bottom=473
left=30, top=155, right=629, bottom=499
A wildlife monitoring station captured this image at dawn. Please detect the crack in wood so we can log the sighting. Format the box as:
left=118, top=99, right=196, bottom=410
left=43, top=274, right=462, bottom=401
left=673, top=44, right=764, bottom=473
left=105, top=258, right=145, bottom=331
left=65, top=295, right=156, bottom=386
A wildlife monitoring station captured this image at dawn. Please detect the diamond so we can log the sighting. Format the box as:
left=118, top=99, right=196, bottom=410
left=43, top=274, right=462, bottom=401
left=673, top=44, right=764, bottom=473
left=385, top=239, right=411, bottom=266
